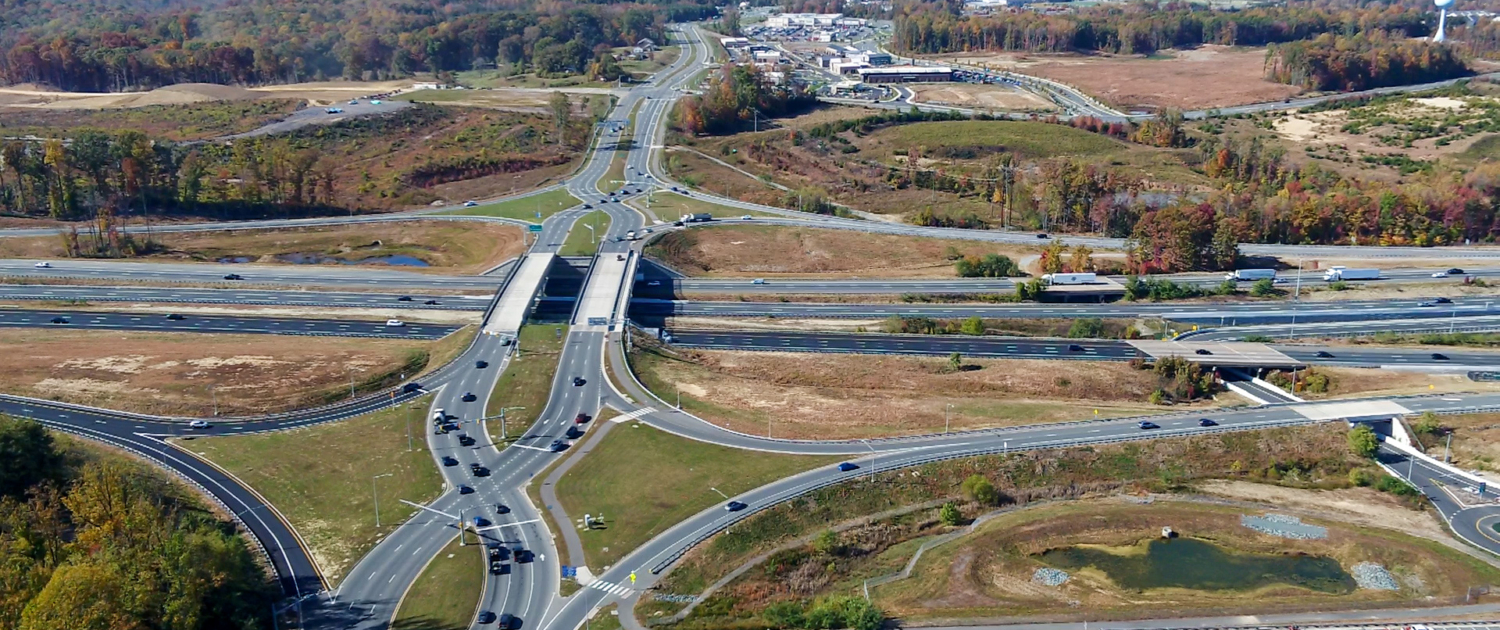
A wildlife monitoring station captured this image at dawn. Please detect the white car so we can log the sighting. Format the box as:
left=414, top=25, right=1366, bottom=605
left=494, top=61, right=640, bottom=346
left=386, top=319, right=406, bottom=327
left=752, top=278, right=766, bottom=285
left=188, top=420, right=210, bottom=429
left=33, top=261, right=49, bottom=268
left=741, top=215, right=753, bottom=220
left=464, top=200, right=478, bottom=207
left=1432, top=271, right=1449, bottom=278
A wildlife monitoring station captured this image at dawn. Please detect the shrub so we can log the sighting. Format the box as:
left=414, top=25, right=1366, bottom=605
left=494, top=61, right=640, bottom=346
left=960, top=475, right=999, bottom=505
left=1375, top=474, right=1418, bottom=497
left=1347, top=425, right=1379, bottom=458
left=1066, top=318, right=1105, bottom=339
left=1349, top=467, right=1376, bottom=487
left=939, top=502, right=962, bottom=526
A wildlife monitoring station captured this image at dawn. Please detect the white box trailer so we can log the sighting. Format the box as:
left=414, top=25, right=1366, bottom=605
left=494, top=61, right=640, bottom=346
left=1225, top=269, right=1276, bottom=281
left=1323, top=266, right=1380, bottom=281
left=1042, top=272, right=1097, bottom=285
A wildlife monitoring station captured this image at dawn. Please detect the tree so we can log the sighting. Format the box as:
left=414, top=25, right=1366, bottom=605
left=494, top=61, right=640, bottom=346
left=1348, top=425, right=1379, bottom=458
left=549, top=92, right=571, bottom=146
left=1249, top=278, right=1276, bottom=297
left=0, top=417, right=63, bottom=499
left=939, top=502, right=962, bottom=526
left=960, top=475, right=999, bottom=505
left=960, top=316, right=985, bottom=336
left=1412, top=411, right=1441, bottom=435
left=947, top=352, right=963, bottom=373
left=1066, top=318, right=1105, bottom=338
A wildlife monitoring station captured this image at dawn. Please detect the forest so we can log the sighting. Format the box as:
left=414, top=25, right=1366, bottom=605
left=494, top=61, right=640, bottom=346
left=892, top=1, right=1433, bottom=56
left=1264, top=31, right=1471, bottom=92
left=674, top=64, right=817, bottom=135
left=0, top=416, right=276, bottom=629
left=0, top=0, right=711, bottom=91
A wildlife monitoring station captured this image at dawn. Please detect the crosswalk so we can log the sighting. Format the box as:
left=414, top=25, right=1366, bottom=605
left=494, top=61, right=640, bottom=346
left=587, top=579, right=636, bottom=597
left=611, top=407, right=656, bottom=423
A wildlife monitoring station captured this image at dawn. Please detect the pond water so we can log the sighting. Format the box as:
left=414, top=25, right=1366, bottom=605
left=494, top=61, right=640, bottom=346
left=217, top=256, right=255, bottom=263
left=1039, top=538, right=1354, bottom=594
left=272, top=253, right=430, bottom=267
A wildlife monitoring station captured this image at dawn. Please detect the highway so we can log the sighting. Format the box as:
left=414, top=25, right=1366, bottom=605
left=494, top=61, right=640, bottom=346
left=1, top=259, right=505, bottom=290
left=0, top=309, right=464, bottom=339
left=0, top=284, right=491, bottom=309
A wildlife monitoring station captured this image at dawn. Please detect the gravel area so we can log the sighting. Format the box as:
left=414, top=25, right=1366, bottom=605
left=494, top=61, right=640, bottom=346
left=1033, top=567, right=1070, bottom=586
left=1352, top=562, right=1401, bottom=591
left=1241, top=513, right=1328, bottom=539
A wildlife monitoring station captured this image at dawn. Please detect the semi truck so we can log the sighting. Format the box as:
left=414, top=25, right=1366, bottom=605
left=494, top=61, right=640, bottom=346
left=1041, top=272, right=1097, bottom=285
left=1323, top=266, right=1380, bottom=281
left=680, top=213, right=712, bottom=223
left=1224, top=269, right=1276, bottom=281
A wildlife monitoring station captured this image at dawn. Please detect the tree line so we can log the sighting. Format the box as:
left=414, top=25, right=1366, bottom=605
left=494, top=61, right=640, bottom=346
left=673, top=64, right=817, bottom=135
left=892, top=1, right=1433, bottom=56
left=1264, top=31, right=1470, bottom=92
left=0, top=416, right=276, bottom=629
left=0, top=0, right=712, bottom=92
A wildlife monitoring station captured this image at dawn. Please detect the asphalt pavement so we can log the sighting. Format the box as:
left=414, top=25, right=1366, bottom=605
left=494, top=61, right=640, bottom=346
left=3, top=259, right=504, bottom=290
left=0, top=309, right=462, bottom=339
left=0, top=284, right=490, bottom=310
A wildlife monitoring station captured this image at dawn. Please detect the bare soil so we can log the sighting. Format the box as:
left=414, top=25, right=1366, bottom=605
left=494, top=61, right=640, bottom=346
left=0, top=328, right=441, bottom=416
left=1197, top=480, right=1453, bottom=544
left=646, top=224, right=1037, bottom=278
left=632, top=347, right=1206, bottom=439
left=0, top=301, right=484, bottom=325
left=908, top=83, right=1055, bottom=112
left=920, top=46, right=1301, bottom=111
left=1414, top=412, right=1500, bottom=476
left=0, top=80, right=416, bottom=110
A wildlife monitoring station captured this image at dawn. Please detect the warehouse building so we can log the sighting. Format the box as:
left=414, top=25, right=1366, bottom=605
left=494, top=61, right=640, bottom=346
left=856, top=66, right=952, bottom=83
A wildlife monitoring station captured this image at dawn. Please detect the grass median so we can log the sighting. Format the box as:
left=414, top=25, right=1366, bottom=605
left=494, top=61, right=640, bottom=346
left=559, top=211, right=611, bottom=256
left=486, top=324, right=569, bottom=444
left=445, top=188, right=579, bottom=222
left=183, top=401, right=443, bottom=586
left=392, top=534, right=484, bottom=630
left=553, top=420, right=837, bottom=569
left=635, top=191, right=779, bottom=221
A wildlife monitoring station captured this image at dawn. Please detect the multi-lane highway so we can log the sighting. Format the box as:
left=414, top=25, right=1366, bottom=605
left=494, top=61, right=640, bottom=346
left=3, top=259, right=505, bottom=290
left=0, top=284, right=490, bottom=309
left=0, top=309, right=464, bottom=339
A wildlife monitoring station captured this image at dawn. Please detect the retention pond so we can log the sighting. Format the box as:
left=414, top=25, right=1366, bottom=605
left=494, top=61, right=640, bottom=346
left=1039, top=538, right=1355, bottom=593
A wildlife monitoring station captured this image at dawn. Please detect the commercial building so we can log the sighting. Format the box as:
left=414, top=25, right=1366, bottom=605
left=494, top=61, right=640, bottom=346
left=856, top=66, right=952, bottom=83
left=765, top=12, right=844, bottom=27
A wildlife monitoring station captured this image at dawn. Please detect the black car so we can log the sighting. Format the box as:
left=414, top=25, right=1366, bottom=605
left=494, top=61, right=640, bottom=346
left=572, top=377, right=586, bottom=386
left=397, top=296, right=413, bottom=302
left=489, top=561, right=504, bottom=575
left=487, top=544, right=503, bottom=561
left=166, top=313, right=184, bottom=320
left=459, top=485, right=475, bottom=495
left=477, top=611, right=496, bottom=624
left=1194, top=348, right=1212, bottom=355
left=725, top=501, right=748, bottom=512
left=838, top=462, right=859, bottom=472
left=424, top=299, right=439, bottom=305
left=565, top=426, right=583, bottom=439
left=458, top=434, right=476, bottom=446
left=1138, top=421, right=1160, bottom=430
left=1198, top=418, right=1217, bottom=427
left=1036, top=233, right=1049, bottom=239
left=223, top=273, right=243, bottom=280
left=495, top=503, right=511, bottom=515
left=550, top=439, right=567, bottom=452
left=582, top=203, right=592, bottom=209
left=1432, top=353, right=1449, bottom=360
left=1435, top=297, right=1453, bottom=304
left=472, top=465, right=490, bottom=477
left=1067, top=344, right=1085, bottom=352
left=403, top=382, right=423, bottom=393
left=499, top=613, right=517, bottom=629
left=442, top=456, right=458, bottom=467
left=1315, top=350, right=1335, bottom=358
left=1448, top=268, right=1465, bottom=275
left=475, top=360, right=489, bottom=369
left=49, top=317, right=68, bottom=324
left=462, top=392, right=477, bottom=402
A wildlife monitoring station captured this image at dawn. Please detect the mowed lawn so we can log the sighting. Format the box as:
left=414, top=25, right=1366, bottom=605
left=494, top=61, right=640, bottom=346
left=392, top=534, right=484, bottom=630
left=559, top=211, right=611, bottom=256
left=486, top=324, right=569, bottom=444
left=871, top=120, right=1124, bottom=160
left=445, top=188, right=579, bottom=222
left=554, top=422, right=837, bottom=569
left=184, top=400, right=443, bottom=585
left=637, top=192, right=779, bottom=220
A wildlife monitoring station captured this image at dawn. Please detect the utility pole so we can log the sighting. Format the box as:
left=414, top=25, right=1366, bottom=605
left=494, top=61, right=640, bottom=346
left=945, top=403, right=953, bottom=434
left=372, top=473, right=392, bottom=528
left=210, top=385, right=218, bottom=417
left=862, top=440, right=876, bottom=482
left=406, top=404, right=414, bottom=452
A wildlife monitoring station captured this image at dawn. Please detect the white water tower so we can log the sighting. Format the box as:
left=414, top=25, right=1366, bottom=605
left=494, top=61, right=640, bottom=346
left=1433, top=0, right=1454, bottom=43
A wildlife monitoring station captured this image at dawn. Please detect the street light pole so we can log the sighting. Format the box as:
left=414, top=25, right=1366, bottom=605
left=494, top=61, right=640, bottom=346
left=862, top=439, right=876, bottom=482
left=210, top=385, right=218, bottom=417
left=372, top=473, right=393, bottom=528
left=945, top=403, right=953, bottom=434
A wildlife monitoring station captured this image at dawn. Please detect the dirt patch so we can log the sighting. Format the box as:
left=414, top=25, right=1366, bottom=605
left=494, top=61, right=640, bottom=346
left=632, top=347, right=1204, bottom=439
left=922, top=46, right=1300, bottom=111
left=0, top=80, right=415, bottom=110
left=1297, top=367, right=1500, bottom=400
left=647, top=224, right=1036, bottom=278
left=0, top=303, right=483, bottom=325
left=2, top=328, right=436, bottom=416
left=1196, top=480, right=1451, bottom=543
left=908, top=84, right=1055, bottom=112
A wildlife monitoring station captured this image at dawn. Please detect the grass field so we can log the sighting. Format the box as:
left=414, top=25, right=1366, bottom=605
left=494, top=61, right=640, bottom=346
left=560, top=211, right=611, bottom=256
left=392, top=534, right=483, bottom=630
left=871, top=120, right=1124, bottom=161
left=635, top=192, right=779, bottom=221
left=184, top=401, right=443, bottom=585
left=486, top=324, right=569, bottom=444
left=554, top=421, right=835, bottom=568
left=445, top=188, right=580, bottom=222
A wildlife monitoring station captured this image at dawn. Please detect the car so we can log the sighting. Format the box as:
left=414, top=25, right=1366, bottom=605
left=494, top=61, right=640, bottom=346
left=495, top=503, right=511, bottom=515
left=475, top=360, right=489, bottom=369
left=32, top=261, right=49, bottom=268
left=472, top=465, right=490, bottom=477
left=1198, top=418, right=1217, bottom=427
left=1418, top=300, right=1436, bottom=307
left=477, top=610, right=497, bottom=624
left=49, top=317, right=68, bottom=324
left=1273, top=277, right=1288, bottom=284
left=223, top=273, right=243, bottom=280
left=565, top=426, right=584, bottom=439
left=647, top=280, right=662, bottom=286
left=500, top=337, right=512, bottom=346
left=464, top=200, right=478, bottom=207
left=489, top=561, right=504, bottom=575
left=403, top=382, right=423, bottom=393
left=1036, top=233, right=1049, bottom=239
left=549, top=439, right=567, bottom=452
left=1315, top=350, right=1335, bottom=358
left=166, top=313, right=184, bottom=320
left=424, top=299, right=439, bottom=305
left=386, top=319, right=405, bottom=327
left=189, top=420, right=211, bottom=429
left=1067, top=344, right=1085, bottom=352
left=397, top=296, right=413, bottom=302
left=458, top=434, right=476, bottom=446
left=1435, top=297, right=1453, bottom=304
left=1138, top=421, right=1160, bottom=430
left=1431, top=271, right=1449, bottom=278
left=498, top=613, right=517, bottom=628
left=752, top=278, right=766, bottom=285
left=1194, top=348, right=1212, bottom=355
left=473, top=515, right=491, bottom=527
left=459, top=485, right=475, bottom=495
left=574, top=413, right=591, bottom=424
left=487, top=543, right=503, bottom=560
left=442, top=456, right=458, bottom=467
left=725, top=501, right=748, bottom=512
left=572, top=377, right=586, bottom=386
left=837, top=462, right=859, bottom=472
left=1432, top=353, right=1449, bottom=360
left=348, top=99, right=359, bottom=105
left=582, top=203, right=592, bottom=209
left=462, top=392, right=477, bottom=402
left=1448, top=268, right=1465, bottom=275
left=741, top=214, right=753, bottom=220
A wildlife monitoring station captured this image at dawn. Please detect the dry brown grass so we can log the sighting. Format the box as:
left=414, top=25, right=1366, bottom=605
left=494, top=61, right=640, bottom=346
left=909, top=83, right=1056, bottom=111
left=632, top=347, right=1200, bottom=439
left=1416, top=412, right=1500, bottom=476
left=1303, top=367, right=1500, bottom=400
left=646, top=224, right=1037, bottom=278
left=0, top=328, right=441, bottom=416
left=0, top=220, right=524, bottom=275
